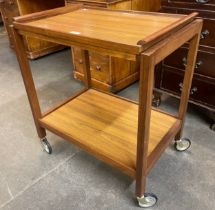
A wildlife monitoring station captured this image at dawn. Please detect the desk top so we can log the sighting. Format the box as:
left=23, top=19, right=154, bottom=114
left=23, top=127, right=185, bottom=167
left=66, top=0, right=130, bottom=4
left=14, top=5, right=198, bottom=55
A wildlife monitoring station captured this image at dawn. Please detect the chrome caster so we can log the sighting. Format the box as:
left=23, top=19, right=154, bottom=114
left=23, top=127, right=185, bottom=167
left=174, top=138, right=191, bottom=152
left=41, top=138, right=52, bottom=154
left=210, top=123, right=215, bottom=131
left=152, top=96, right=161, bottom=107
left=137, top=193, right=158, bottom=208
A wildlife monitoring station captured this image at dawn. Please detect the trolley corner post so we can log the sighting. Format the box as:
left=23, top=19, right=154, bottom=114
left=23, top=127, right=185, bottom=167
left=136, top=54, right=155, bottom=197
left=176, top=26, right=202, bottom=140
left=11, top=27, right=46, bottom=139
left=135, top=19, right=203, bottom=205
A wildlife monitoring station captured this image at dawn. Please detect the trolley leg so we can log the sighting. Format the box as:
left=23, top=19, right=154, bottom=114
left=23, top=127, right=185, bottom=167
left=41, top=137, right=52, bottom=154
left=175, top=33, right=201, bottom=150
left=11, top=27, right=46, bottom=139
left=136, top=54, right=157, bottom=207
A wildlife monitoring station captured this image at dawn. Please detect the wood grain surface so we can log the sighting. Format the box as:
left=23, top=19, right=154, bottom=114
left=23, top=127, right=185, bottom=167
left=17, top=8, right=181, bottom=47
left=12, top=5, right=202, bottom=198
left=39, top=89, right=178, bottom=177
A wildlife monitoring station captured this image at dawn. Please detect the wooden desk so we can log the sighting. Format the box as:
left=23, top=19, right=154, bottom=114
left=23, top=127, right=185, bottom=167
left=66, top=0, right=161, bottom=11
left=66, top=0, right=161, bottom=92
left=12, top=5, right=202, bottom=207
left=0, top=0, right=65, bottom=59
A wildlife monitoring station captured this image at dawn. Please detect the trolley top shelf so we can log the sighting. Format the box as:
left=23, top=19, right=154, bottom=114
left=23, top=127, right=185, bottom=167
left=39, top=89, right=180, bottom=177
left=13, top=4, right=198, bottom=55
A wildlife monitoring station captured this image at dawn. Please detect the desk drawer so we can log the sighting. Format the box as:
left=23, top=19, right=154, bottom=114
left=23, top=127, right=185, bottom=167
left=162, top=1, right=215, bottom=11
left=162, top=5, right=215, bottom=18
left=0, top=2, right=19, bottom=22
left=1, top=0, right=19, bottom=17
left=161, top=7, right=215, bottom=48
left=161, top=66, right=215, bottom=108
left=163, top=0, right=215, bottom=4
left=163, top=47, right=215, bottom=78
left=73, top=48, right=110, bottom=83
left=66, top=0, right=107, bottom=7
left=200, top=19, right=215, bottom=48
left=1, top=0, right=17, bottom=7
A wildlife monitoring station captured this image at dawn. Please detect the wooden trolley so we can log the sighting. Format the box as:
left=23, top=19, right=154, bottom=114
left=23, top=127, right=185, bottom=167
left=12, top=4, right=202, bottom=207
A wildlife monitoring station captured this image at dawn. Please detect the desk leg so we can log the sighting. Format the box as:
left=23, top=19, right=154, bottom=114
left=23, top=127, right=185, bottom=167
left=81, top=49, right=91, bottom=89
left=176, top=33, right=201, bottom=140
left=136, top=54, right=157, bottom=207
left=12, top=28, right=46, bottom=139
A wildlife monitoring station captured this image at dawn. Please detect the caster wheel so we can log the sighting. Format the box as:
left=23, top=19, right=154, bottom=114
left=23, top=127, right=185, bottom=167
left=41, top=138, right=52, bottom=154
left=210, top=123, right=215, bottom=131
left=137, top=193, right=158, bottom=208
left=152, top=97, right=161, bottom=107
left=174, top=138, right=191, bottom=152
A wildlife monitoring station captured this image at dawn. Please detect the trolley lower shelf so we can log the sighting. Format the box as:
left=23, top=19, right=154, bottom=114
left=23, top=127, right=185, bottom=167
left=39, top=89, right=181, bottom=177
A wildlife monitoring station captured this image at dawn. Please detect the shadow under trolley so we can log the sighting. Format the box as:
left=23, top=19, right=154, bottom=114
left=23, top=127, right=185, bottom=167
left=12, top=4, right=203, bottom=208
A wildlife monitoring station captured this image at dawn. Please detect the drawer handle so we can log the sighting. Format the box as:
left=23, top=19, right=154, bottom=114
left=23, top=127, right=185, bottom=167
left=78, top=60, right=101, bottom=71
left=200, top=29, right=210, bottom=39
left=196, top=0, right=209, bottom=3
left=96, top=65, right=101, bottom=71
left=182, top=57, right=203, bottom=69
left=190, top=86, right=198, bottom=95
left=195, top=60, right=203, bottom=69
left=179, top=83, right=198, bottom=95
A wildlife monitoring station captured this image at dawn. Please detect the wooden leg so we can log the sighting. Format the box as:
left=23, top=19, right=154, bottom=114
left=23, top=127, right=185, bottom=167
left=136, top=54, right=155, bottom=197
left=12, top=27, right=46, bottom=139
left=81, top=49, right=91, bottom=89
left=176, top=33, right=201, bottom=140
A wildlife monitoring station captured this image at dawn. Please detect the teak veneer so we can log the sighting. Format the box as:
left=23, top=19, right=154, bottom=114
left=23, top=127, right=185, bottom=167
left=40, top=89, right=179, bottom=177
left=12, top=4, right=202, bottom=207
